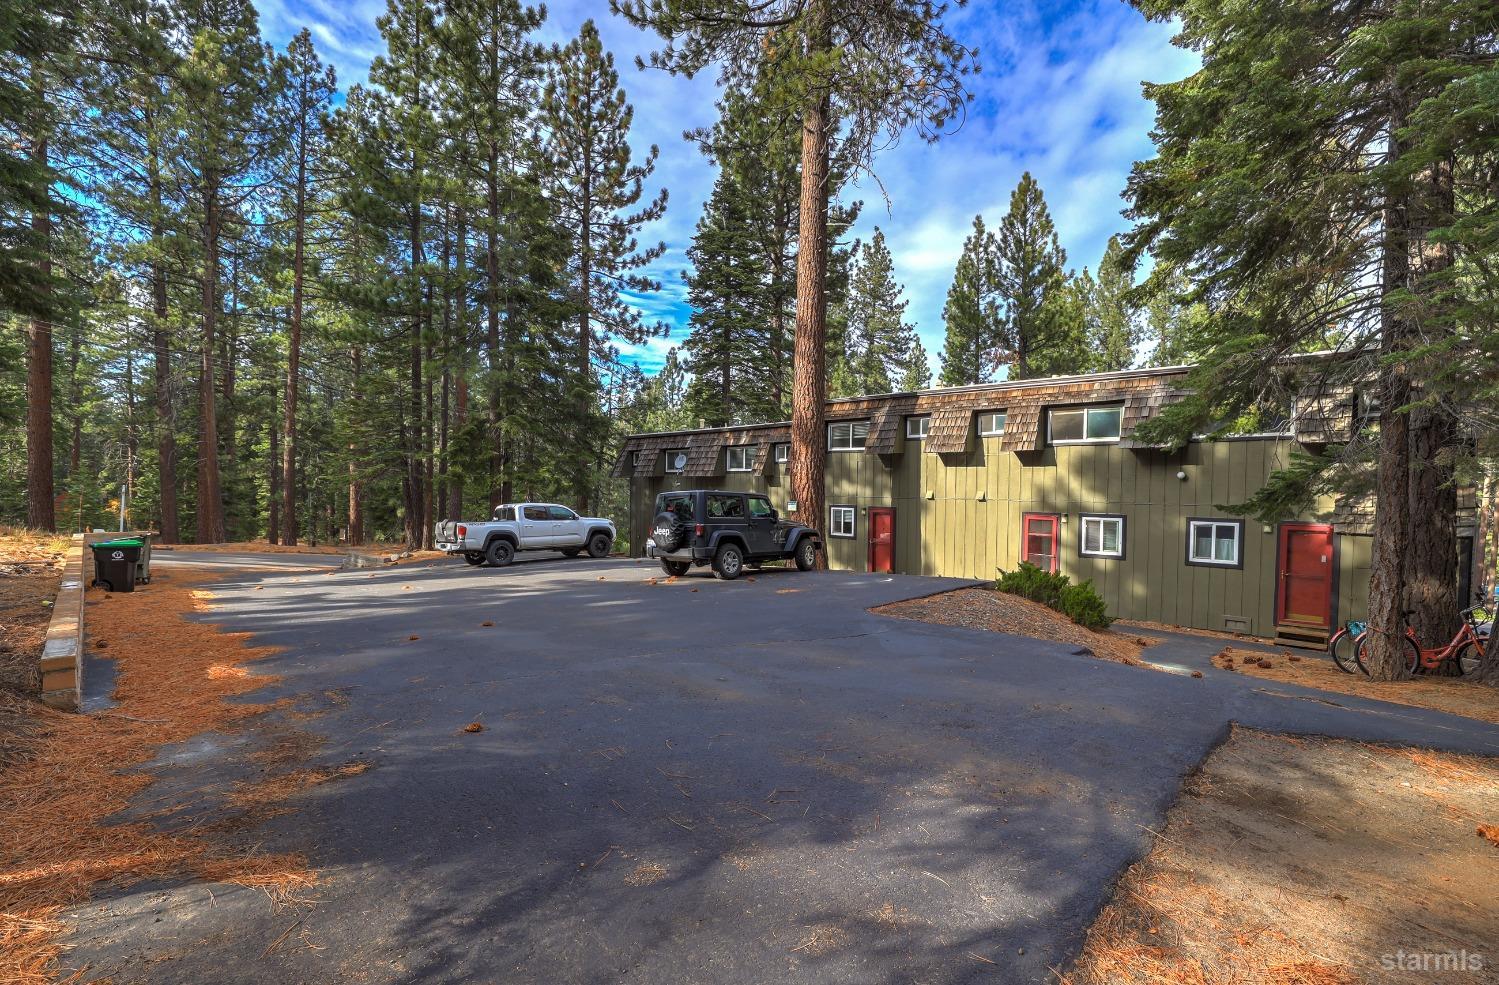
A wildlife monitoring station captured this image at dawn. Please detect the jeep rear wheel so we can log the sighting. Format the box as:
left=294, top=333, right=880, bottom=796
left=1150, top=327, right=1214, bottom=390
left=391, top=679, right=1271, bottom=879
left=793, top=539, right=817, bottom=571
left=586, top=533, right=612, bottom=558
left=660, top=559, right=690, bottom=577
left=463, top=552, right=485, bottom=566
left=713, top=543, right=745, bottom=580
left=485, top=539, right=515, bottom=567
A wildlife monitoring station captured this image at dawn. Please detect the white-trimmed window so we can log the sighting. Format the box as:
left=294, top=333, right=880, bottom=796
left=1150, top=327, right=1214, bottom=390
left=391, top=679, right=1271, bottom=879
left=1048, top=405, right=1124, bottom=444
left=829, top=505, right=856, bottom=538
left=978, top=411, right=1006, bottom=436
left=773, top=443, right=790, bottom=464
left=664, top=449, right=689, bottom=473
left=1187, top=519, right=1243, bottom=567
left=906, top=415, right=930, bottom=440
left=828, top=420, right=870, bottom=451
left=726, top=445, right=755, bottom=472
left=1079, top=514, right=1125, bottom=559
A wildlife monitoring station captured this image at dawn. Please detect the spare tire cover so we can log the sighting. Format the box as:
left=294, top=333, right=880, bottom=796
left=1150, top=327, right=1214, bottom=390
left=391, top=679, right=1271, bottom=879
left=653, top=512, right=685, bottom=551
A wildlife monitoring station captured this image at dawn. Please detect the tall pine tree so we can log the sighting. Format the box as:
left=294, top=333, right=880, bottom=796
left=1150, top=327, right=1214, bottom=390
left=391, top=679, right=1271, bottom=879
left=541, top=19, right=667, bottom=511
left=618, top=0, right=975, bottom=559
left=993, top=173, right=1083, bottom=379
left=939, top=214, right=1001, bottom=386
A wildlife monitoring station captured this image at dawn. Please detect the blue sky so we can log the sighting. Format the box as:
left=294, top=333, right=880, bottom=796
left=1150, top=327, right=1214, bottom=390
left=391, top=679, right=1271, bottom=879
left=254, top=0, right=1198, bottom=376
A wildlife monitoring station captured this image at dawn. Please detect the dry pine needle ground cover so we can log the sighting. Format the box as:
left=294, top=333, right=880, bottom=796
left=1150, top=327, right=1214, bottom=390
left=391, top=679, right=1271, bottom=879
left=1063, top=727, right=1499, bottom=985
left=1217, top=647, right=1499, bottom=727
left=0, top=566, right=355, bottom=985
left=0, top=528, right=72, bottom=697
left=873, top=587, right=1152, bottom=665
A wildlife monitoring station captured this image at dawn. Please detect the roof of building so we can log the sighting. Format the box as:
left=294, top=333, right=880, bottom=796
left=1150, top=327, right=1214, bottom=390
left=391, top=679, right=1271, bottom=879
left=612, top=360, right=1359, bottom=479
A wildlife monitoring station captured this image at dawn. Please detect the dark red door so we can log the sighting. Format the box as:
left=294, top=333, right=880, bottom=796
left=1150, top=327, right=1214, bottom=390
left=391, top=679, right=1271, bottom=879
left=1278, top=523, right=1334, bottom=628
left=868, top=508, right=895, bottom=573
left=1022, top=513, right=1060, bottom=574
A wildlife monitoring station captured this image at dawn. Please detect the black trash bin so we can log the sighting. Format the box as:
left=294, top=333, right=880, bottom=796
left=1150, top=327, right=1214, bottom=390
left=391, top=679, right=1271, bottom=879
left=92, top=539, right=143, bottom=593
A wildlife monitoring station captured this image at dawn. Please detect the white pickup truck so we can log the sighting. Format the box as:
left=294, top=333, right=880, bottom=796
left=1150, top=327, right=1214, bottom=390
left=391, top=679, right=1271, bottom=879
left=435, top=503, right=616, bottom=567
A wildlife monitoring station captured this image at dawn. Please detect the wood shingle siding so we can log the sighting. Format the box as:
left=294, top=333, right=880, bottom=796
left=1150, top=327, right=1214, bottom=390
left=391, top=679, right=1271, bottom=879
left=925, top=407, right=975, bottom=454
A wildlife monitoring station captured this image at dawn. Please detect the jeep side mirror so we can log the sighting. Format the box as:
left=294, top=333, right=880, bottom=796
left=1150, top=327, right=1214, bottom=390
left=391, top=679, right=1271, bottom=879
left=769, top=509, right=778, bottom=520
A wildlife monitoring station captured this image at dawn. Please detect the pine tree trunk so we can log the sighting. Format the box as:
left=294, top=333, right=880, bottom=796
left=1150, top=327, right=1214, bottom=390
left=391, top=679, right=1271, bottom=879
left=283, top=119, right=307, bottom=545
left=1363, top=90, right=1412, bottom=682
left=152, top=267, right=177, bottom=542
left=67, top=319, right=80, bottom=474
left=423, top=289, right=435, bottom=549
left=576, top=146, right=594, bottom=514
left=268, top=386, right=281, bottom=544
left=348, top=346, right=364, bottom=546
left=1406, top=403, right=1458, bottom=647
left=485, top=160, right=503, bottom=511
left=25, top=133, right=54, bottom=532
left=196, top=184, right=226, bottom=544
left=451, top=210, right=467, bottom=522
left=790, top=0, right=832, bottom=567
left=1404, top=154, right=1460, bottom=656
left=406, top=205, right=424, bottom=549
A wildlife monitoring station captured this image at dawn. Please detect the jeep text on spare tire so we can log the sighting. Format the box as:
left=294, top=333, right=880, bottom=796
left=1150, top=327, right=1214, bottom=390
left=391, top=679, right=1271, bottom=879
left=435, top=503, right=616, bottom=567
left=648, top=490, right=821, bottom=580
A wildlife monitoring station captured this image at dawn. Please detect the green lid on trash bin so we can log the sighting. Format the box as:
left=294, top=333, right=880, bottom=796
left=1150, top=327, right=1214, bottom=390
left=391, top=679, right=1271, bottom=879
left=96, top=538, right=144, bottom=548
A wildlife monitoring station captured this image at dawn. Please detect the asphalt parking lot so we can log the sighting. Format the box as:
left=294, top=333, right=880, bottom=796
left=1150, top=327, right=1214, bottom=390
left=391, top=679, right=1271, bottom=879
left=65, top=552, right=1499, bottom=984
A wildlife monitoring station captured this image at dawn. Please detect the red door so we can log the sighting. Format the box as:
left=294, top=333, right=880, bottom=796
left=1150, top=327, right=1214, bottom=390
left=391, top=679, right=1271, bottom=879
left=1278, top=523, right=1334, bottom=628
left=1022, top=513, right=1060, bottom=574
left=868, top=508, right=895, bottom=573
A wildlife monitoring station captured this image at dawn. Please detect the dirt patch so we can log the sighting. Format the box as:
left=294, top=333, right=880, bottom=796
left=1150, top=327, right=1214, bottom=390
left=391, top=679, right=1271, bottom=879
left=625, top=862, right=668, bottom=887
left=873, top=587, right=1151, bottom=665
left=1118, top=617, right=1274, bottom=647
left=1063, top=728, right=1499, bottom=984
left=1216, top=647, right=1499, bottom=726
left=0, top=528, right=71, bottom=698
left=0, top=567, right=354, bottom=985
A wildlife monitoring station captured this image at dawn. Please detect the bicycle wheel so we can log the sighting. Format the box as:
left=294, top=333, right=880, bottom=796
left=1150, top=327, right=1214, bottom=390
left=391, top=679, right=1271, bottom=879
left=1453, top=640, right=1484, bottom=677
left=1355, top=633, right=1419, bottom=677
left=1328, top=629, right=1359, bottom=674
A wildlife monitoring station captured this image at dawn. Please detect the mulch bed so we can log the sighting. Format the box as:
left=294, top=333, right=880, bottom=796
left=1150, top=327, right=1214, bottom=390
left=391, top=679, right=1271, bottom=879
left=872, top=587, right=1152, bottom=665
left=0, top=528, right=71, bottom=699
left=0, top=567, right=357, bottom=985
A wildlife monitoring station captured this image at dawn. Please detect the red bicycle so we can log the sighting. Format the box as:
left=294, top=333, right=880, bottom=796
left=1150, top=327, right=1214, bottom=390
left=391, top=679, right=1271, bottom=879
left=1355, top=606, right=1486, bottom=677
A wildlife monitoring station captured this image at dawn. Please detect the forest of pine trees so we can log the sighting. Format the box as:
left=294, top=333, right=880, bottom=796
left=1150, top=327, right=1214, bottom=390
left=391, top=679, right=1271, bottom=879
left=0, top=0, right=687, bottom=546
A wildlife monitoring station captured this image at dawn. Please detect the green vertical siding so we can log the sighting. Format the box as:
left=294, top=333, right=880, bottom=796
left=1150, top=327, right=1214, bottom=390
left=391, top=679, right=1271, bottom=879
left=627, top=432, right=1369, bottom=637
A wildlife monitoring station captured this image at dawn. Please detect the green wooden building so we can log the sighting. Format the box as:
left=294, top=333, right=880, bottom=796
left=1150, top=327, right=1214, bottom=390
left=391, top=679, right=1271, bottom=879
left=615, top=365, right=1469, bottom=644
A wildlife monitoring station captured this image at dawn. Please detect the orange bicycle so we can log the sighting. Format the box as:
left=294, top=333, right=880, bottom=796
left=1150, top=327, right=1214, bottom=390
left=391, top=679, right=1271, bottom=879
left=1354, top=606, right=1486, bottom=677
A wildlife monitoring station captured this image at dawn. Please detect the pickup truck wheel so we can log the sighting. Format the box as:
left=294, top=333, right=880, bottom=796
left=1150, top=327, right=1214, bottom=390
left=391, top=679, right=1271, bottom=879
left=660, top=559, right=690, bottom=577
left=560, top=548, right=581, bottom=558
left=793, top=539, right=818, bottom=571
left=586, top=533, right=612, bottom=558
left=485, top=539, right=515, bottom=567
left=712, top=543, right=745, bottom=581
left=462, top=552, right=485, bottom=566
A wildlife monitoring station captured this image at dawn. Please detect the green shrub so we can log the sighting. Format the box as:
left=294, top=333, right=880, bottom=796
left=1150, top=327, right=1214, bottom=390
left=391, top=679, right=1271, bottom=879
left=1058, top=581, right=1113, bottom=630
left=995, top=562, right=1113, bottom=631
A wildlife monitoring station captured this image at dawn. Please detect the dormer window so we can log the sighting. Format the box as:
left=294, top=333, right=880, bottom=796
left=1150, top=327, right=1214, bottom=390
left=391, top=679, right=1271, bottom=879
left=725, top=446, right=754, bottom=472
left=1048, top=405, right=1123, bottom=444
left=905, top=415, right=930, bottom=440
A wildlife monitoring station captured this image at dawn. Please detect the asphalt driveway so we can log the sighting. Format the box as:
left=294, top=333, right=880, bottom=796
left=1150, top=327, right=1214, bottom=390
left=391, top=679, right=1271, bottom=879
left=65, top=553, right=1499, bottom=984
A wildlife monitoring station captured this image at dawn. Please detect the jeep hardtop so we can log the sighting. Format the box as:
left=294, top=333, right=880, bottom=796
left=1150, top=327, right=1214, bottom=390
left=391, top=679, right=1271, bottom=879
left=648, top=489, right=821, bottom=580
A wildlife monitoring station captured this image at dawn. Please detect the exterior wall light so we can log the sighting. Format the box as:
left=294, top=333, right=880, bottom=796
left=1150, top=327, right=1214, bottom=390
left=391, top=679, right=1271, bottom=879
left=1176, top=470, right=1188, bottom=480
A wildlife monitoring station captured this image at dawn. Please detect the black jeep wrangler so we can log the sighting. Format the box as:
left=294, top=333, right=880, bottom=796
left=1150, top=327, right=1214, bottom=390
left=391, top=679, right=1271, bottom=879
left=649, top=489, right=821, bottom=580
